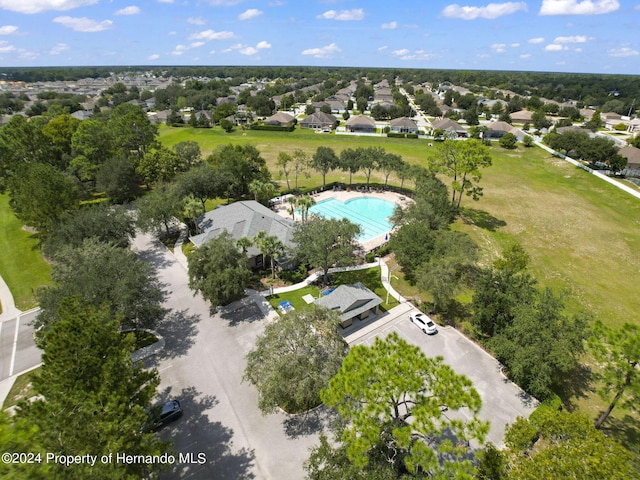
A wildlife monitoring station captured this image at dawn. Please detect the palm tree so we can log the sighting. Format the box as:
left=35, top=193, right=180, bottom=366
left=183, top=195, right=204, bottom=234
left=297, top=195, right=316, bottom=223
left=253, top=231, right=284, bottom=279
left=236, top=236, right=253, bottom=255
left=287, top=196, right=297, bottom=220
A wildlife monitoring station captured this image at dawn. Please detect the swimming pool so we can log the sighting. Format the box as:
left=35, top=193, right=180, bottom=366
left=307, top=197, right=395, bottom=243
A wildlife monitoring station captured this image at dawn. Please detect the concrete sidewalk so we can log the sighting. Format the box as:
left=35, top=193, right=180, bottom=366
left=0, top=274, right=21, bottom=322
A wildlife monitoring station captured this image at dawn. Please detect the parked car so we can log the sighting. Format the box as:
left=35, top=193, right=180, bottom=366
left=144, top=400, right=183, bottom=431
left=409, top=312, right=437, bottom=335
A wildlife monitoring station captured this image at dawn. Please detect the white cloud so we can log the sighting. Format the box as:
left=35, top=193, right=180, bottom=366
left=115, top=6, right=140, bottom=16
left=148, top=53, right=160, bottom=60
left=301, top=42, right=341, bottom=59
left=0, top=25, right=18, bottom=35
left=381, top=21, right=397, bottom=29
left=189, top=29, right=235, bottom=41
left=553, top=35, right=588, bottom=43
left=511, top=42, right=520, bottom=47
left=378, top=45, right=388, bottom=51
left=492, top=43, right=507, bottom=53
left=157, top=0, right=173, bottom=3
left=528, top=36, right=545, bottom=43
left=238, top=8, right=262, bottom=20
left=171, top=44, right=188, bottom=55
left=190, top=41, right=205, bottom=48
left=0, top=0, right=97, bottom=14
left=49, top=43, right=69, bottom=55
left=187, top=17, right=206, bottom=25
left=609, top=47, right=640, bottom=57
left=539, top=0, right=619, bottom=15
left=53, top=16, right=113, bottom=32
left=317, top=9, right=365, bottom=21
left=240, top=46, right=258, bottom=55
left=545, top=43, right=567, bottom=51
left=520, top=53, right=531, bottom=58
left=256, top=40, right=271, bottom=49
left=441, top=2, right=528, bottom=20
left=391, top=48, right=435, bottom=61
left=0, top=40, right=16, bottom=53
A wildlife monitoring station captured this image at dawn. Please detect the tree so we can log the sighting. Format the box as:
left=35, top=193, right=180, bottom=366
left=0, top=115, right=51, bottom=186
left=44, top=203, right=134, bottom=257
left=283, top=149, right=306, bottom=191
left=431, top=139, right=492, bottom=209
left=296, top=194, right=316, bottom=222
left=248, top=178, right=276, bottom=206
left=415, top=230, right=477, bottom=313
left=378, top=152, right=403, bottom=189
left=575, top=136, right=619, bottom=166
left=8, top=162, right=79, bottom=233
left=41, top=113, right=80, bottom=167
left=19, top=298, right=168, bottom=480
left=208, top=144, right=270, bottom=198
left=135, top=183, right=184, bottom=235
left=489, top=288, right=588, bottom=399
left=320, top=332, right=488, bottom=476
left=96, top=156, right=139, bottom=203
left=500, top=410, right=635, bottom=480
left=311, top=146, right=339, bottom=188
left=292, top=216, right=361, bottom=285
left=522, top=135, right=533, bottom=147
left=585, top=109, right=602, bottom=131
left=187, top=231, right=252, bottom=307
left=276, top=151, right=293, bottom=190
left=471, top=244, right=538, bottom=337
left=173, top=140, right=201, bottom=167
left=253, top=230, right=284, bottom=279
left=588, top=321, right=640, bottom=429
left=35, top=239, right=165, bottom=341
left=107, top=103, right=158, bottom=159
left=182, top=195, right=204, bottom=235
left=244, top=305, right=347, bottom=414
left=498, top=132, right=517, bottom=149
left=137, top=146, right=187, bottom=185
left=69, top=119, right=113, bottom=181
left=339, top=148, right=363, bottom=186
left=176, top=163, right=227, bottom=210
left=359, top=147, right=384, bottom=189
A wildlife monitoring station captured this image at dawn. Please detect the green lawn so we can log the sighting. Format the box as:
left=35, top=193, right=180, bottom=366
left=0, top=194, right=51, bottom=310
left=266, top=267, right=401, bottom=315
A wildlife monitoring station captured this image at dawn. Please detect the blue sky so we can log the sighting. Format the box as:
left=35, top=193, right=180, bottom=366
left=0, top=0, right=638, bottom=74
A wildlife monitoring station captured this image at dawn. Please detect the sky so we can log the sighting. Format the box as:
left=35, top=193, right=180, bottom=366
left=0, top=0, right=638, bottom=74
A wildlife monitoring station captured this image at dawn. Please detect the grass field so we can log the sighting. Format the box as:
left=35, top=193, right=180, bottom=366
left=0, top=194, right=51, bottom=310
left=160, top=126, right=640, bottom=330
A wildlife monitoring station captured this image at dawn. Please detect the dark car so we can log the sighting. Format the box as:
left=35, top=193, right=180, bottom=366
left=145, top=400, right=183, bottom=431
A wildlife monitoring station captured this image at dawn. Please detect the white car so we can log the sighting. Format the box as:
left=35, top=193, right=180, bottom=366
left=409, top=312, right=438, bottom=335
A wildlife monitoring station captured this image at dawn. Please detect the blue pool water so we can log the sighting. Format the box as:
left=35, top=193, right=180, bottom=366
left=307, top=197, right=395, bottom=243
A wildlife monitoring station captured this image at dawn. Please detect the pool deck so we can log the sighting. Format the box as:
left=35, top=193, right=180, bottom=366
left=273, top=189, right=413, bottom=252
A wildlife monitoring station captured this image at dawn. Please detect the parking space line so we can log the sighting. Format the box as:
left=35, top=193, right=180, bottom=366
left=9, top=315, right=19, bottom=376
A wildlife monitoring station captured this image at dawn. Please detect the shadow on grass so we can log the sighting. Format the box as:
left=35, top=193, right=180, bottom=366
left=461, top=208, right=507, bottom=232
left=282, top=405, right=340, bottom=440
left=555, top=363, right=595, bottom=411
left=600, top=413, right=640, bottom=460
left=158, top=385, right=256, bottom=480
left=436, top=300, right=472, bottom=328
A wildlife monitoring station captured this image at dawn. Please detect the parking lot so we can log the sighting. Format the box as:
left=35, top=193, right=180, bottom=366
left=347, top=306, right=538, bottom=446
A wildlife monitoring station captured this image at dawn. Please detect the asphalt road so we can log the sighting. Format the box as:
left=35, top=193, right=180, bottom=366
left=133, top=233, right=326, bottom=480
left=0, top=309, right=41, bottom=382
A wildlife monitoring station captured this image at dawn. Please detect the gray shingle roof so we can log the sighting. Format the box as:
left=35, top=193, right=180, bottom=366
left=315, top=282, right=382, bottom=322
left=190, top=201, right=295, bottom=258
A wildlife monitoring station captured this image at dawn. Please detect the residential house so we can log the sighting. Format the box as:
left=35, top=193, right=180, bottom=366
left=300, top=111, right=338, bottom=131
left=430, top=118, right=468, bottom=138
left=190, top=200, right=295, bottom=269
left=389, top=117, right=419, bottom=134
left=510, top=109, right=535, bottom=124
left=264, top=111, right=295, bottom=127
left=486, top=121, right=526, bottom=140
left=620, top=146, right=640, bottom=178
left=314, top=282, right=383, bottom=328
left=345, top=114, right=376, bottom=133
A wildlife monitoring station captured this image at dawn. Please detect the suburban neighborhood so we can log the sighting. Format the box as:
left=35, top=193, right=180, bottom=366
left=1, top=61, right=639, bottom=479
